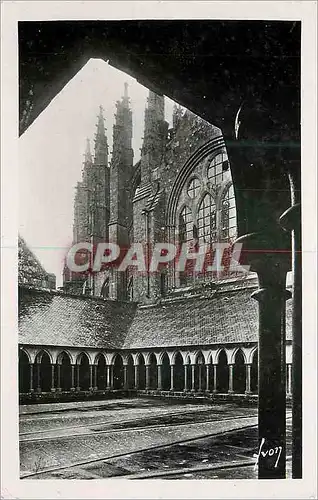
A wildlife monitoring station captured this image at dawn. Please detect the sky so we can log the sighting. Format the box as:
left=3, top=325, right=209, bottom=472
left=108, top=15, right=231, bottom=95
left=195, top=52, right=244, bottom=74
left=19, top=59, right=177, bottom=287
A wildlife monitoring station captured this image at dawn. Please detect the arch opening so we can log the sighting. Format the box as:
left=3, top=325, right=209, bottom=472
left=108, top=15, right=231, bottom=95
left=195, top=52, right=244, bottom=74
left=174, top=352, right=184, bottom=391
left=233, top=350, right=246, bottom=394
left=19, top=350, right=30, bottom=393
left=113, top=354, right=124, bottom=389
left=161, top=353, right=171, bottom=390
left=217, top=350, right=229, bottom=393
left=96, top=354, right=106, bottom=390
left=148, top=353, right=157, bottom=389
left=78, top=353, right=90, bottom=391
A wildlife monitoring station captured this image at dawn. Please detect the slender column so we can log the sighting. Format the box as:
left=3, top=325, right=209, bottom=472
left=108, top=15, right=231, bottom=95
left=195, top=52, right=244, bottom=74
left=183, top=365, right=188, bottom=391
left=104, top=365, right=108, bottom=389
left=213, top=364, right=217, bottom=392
left=134, top=365, right=139, bottom=389
left=245, top=364, right=252, bottom=394
left=29, top=363, right=34, bottom=393
left=50, top=365, right=55, bottom=392
left=89, top=365, right=93, bottom=391
left=36, top=363, right=41, bottom=392
left=287, top=364, right=292, bottom=395
left=124, top=365, right=128, bottom=389
left=76, top=364, right=80, bottom=391
left=71, top=364, right=75, bottom=391
left=157, top=364, right=162, bottom=390
left=170, top=364, right=174, bottom=391
left=198, top=365, right=202, bottom=392
left=228, top=364, right=234, bottom=393
left=57, top=364, right=61, bottom=391
left=105, top=365, right=110, bottom=389
left=191, top=364, right=195, bottom=391
left=93, top=365, right=98, bottom=390
left=251, top=268, right=291, bottom=479
left=109, top=365, right=114, bottom=389
left=145, top=365, right=151, bottom=390
left=205, top=364, right=210, bottom=392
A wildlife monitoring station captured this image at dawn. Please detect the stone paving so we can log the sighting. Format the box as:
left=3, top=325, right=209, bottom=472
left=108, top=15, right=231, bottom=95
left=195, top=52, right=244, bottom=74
left=19, top=397, right=291, bottom=480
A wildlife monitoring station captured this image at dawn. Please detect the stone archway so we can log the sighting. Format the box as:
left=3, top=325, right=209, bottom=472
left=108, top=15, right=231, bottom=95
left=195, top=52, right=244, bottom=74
left=161, top=353, right=170, bottom=390
left=194, top=352, right=206, bottom=392
left=77, top=353, right=90, bottom=391
left=217, top=350, right=229, bottom=393
left=19, top=350, right=30, bottom=393
left=138, top=354, right=146, bottom=390
left=233, top=349, right=246, bottom=394
left=96, top=354, right=106, bottom=390
left=35, top=351, right=52, bottom=392
left=174, top=352, right=184, bottom=391
left=113, top=354, right=124, bottom=389
left=148, top=353, right=157, bottom=389
left=58, top=351, right=72, bottom=391
left=126, top=354, right=134, bottom=389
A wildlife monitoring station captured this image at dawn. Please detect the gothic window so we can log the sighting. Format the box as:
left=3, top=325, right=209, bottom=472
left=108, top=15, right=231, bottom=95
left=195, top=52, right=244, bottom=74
left=221, top=184, right=237, bottom=241
left=187, top=177, right=201, bottom=199
left=207, top=152, right=228, bottom=185
left=179, top=206, right=193, bottom=244
left=197, top=194, right=217, bottom=243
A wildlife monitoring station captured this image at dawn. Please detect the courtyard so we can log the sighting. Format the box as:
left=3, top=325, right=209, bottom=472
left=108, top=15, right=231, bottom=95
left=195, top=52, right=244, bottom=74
left=19, top=396, right=292, bottom=479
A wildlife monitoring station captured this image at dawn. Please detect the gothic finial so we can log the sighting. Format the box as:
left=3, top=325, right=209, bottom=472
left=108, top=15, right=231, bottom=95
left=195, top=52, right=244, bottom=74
left=94, top=105, right=108, bottom=165
left=124, top=82, right=128, bottom=99
left=84, top=138, right=92, bottom=162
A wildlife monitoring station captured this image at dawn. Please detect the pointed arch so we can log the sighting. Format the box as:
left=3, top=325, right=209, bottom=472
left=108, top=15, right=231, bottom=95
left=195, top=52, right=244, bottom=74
left=56, top=350, right=72, bottom=365
left=216, top=348, right=229, bottom=393
left=35, top=348, right=53, bottom=365
left=173, top=351, right=184, bottom=391
left=113, top=353, right=124, bottom=389
left=233, top=349, right=246, bottom=394
left=19, top=349, right=31, bottom=393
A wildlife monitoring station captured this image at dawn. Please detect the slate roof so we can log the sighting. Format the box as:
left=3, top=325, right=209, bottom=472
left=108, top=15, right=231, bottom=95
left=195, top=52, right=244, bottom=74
left=123, top=285, right=293, bottom=349
left=19, top=281, right=293, bottom=351
left=18, top=286, right=137, bottom=349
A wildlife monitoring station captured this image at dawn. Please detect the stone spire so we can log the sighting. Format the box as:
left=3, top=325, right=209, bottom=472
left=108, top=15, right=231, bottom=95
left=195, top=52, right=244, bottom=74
left=94, top=105, right=108, bottom=166
left=84, top=138, right=92, bottom=163
left=140, top=90, right=168, bottom=185
left=108, top=83, right=134, bottom=300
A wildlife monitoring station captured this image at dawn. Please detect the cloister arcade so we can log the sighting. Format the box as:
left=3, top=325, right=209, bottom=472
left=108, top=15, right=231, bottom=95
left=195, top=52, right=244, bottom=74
left=19, top=343, right=292, bottom=396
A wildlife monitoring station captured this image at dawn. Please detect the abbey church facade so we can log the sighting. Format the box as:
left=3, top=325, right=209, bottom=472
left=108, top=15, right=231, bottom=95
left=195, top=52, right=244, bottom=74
left=18, top=86, right=293, bottom=399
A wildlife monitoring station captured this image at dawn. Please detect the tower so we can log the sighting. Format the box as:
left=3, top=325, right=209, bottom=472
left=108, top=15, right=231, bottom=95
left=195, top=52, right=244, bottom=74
left=108, top=83, right=134, bottom=300
left=132, top=90, right=169, bottom=302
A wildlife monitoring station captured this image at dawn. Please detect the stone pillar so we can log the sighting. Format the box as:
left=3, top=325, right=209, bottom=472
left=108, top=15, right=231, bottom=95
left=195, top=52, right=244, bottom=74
left=124, top=365, right=128, bottom=390
left=183, top=365, right=188, bottom=391
left=213, top=364, right=217, bottom=392
left=191, top=364, right=195, bottom=391
left=51, top=365, right=55, bottom=392
left=134, top=365, right=139, bottom=389
left=157, top=364, right=162, bottom=390
left=106, top=365, right=110, bottom=389
left=89, top=365, right=93, bottom=391
left=57, top=364, right=61, bottom=391
left=93, top=365, right=98, bottom=390
left=29, top=363, right=34, bottom=393
left=145, top=365, right=151, bottom=390
left=287, top=363, right=292, bottom=395
left=109, top=365, right=114, bottom=389
left=71, top=364, right=75, bottom=391
left=104, top=365, right=108, bottom=389
left=170, top=364, right=174, bottom=391
left=245, top=364, right=252, bottom=394
left=198, top=365, right=202, bottom=392
left=251, top=265, right=291, bottom=479
left=205, top=364, right=210, bottom=392
left=36, top=363, right=41, bottom=392
left=228, top=364, right=234, bottom=393
left=280, top=197, right=302, bottom=479
left=76, top=364, right=80, bottom=391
